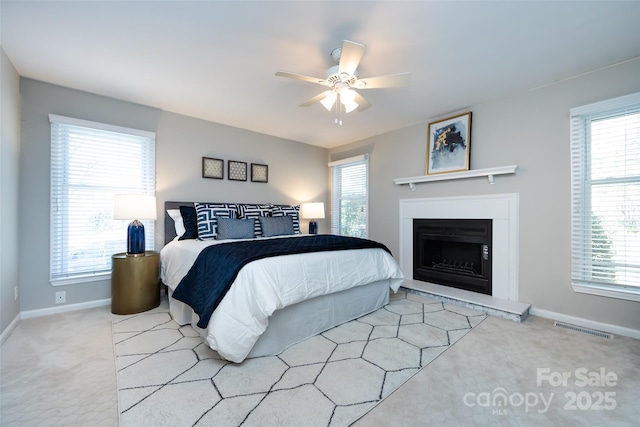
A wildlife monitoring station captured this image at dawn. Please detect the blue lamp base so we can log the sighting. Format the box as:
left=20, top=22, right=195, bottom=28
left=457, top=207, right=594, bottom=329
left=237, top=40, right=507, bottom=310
left=127, top=220, right=145, bottom=255
left=308, top=220, right=318, bottom=235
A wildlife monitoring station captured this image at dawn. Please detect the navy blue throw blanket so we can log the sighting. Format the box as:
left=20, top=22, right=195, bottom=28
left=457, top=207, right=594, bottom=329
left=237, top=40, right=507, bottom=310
left=172, top=234, right=391, bottom=328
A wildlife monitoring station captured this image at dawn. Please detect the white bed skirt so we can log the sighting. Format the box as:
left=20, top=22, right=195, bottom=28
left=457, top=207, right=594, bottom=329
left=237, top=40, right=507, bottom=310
left=168, top=279, right=392, bottom=359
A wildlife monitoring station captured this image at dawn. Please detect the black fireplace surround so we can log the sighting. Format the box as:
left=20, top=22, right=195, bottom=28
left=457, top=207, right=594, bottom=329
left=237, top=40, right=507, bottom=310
left=413, top=218, right=492, bottom=295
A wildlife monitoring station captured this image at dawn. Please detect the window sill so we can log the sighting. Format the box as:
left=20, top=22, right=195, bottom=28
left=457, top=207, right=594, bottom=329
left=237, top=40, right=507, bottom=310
left=572, top=283, right=640, bottom=302
left=51, top=272, right=111, bottom=286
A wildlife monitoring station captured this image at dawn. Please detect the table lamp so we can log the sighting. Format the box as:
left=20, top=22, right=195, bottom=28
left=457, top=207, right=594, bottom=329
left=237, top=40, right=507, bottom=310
left=113, top=194, right=157, bottom=255
left=301, top=202, right=325, bottom=234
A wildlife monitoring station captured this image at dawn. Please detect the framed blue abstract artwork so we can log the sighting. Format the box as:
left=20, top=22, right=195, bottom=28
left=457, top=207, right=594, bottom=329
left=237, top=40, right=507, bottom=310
left=426, top=112, right=472, bottom=175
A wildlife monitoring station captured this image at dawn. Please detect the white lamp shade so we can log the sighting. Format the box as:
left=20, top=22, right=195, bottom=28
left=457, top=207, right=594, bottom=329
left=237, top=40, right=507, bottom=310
left=301, top=202, right=325, bottom=219
left=113, top=194, right=157, bottom=220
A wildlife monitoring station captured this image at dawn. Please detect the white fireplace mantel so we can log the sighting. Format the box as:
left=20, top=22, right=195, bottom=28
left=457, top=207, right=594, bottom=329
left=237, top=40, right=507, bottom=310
left=394, top=165, right=518, bottom=190
left=399, top=194, right=520, bottom=302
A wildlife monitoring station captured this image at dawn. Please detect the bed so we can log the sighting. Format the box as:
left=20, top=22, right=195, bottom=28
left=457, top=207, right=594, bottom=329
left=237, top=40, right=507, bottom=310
left=160, top=201, right=404, bottom=363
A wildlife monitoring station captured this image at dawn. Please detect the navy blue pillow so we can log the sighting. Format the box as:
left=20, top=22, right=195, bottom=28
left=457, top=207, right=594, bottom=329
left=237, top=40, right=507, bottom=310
left=216, top=217, right=256, bottom=240
left=178, top=205, right=198, bottom=240
left=259, top=216, right=295, bottom=237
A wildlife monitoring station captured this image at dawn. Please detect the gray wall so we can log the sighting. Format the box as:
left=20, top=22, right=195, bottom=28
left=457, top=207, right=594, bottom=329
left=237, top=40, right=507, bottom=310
left=1, top=47, right=21, bottom=333
left=329, top=58, right=640, bottom=331
left=154, top=110, right=329, bottom=247
left=18, top=79, right=328, bottom=313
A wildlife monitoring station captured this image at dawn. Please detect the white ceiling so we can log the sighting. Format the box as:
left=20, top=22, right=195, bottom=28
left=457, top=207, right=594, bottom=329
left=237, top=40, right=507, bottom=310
left=2, top=1, right=639, bottom=149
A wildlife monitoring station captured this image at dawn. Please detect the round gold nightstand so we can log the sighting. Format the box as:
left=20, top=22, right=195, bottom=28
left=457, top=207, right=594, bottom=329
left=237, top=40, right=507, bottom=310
left=111, top=251, right=160, bottom=315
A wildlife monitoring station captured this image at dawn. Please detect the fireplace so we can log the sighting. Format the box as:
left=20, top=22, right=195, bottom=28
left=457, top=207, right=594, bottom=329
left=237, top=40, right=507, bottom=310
left=413, top=218, right=492, bottom=295
left=400, top=194, right=519, bottom=301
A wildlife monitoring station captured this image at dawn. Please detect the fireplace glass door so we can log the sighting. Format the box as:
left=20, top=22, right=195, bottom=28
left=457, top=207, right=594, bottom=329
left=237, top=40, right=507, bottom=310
left=413, top=219, right=492, bottom=295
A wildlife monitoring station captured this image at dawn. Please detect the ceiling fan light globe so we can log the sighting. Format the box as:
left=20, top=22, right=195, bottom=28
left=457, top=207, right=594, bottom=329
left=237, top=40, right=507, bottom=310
left=343, top=100, right=359, bottom=113
left=339, top=87, right=356, bottom=101
left=320, top=92, right=337, bottom=111
left=339, top=89, right=358, bottom=113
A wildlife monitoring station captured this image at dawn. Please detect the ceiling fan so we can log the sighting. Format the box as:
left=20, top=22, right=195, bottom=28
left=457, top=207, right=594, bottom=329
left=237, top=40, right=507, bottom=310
left=275, top=40, right=411, bottom=122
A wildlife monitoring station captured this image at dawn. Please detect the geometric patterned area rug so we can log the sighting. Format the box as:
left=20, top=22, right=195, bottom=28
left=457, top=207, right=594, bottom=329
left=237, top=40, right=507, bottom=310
left=113, top=291, right=487, bottom=427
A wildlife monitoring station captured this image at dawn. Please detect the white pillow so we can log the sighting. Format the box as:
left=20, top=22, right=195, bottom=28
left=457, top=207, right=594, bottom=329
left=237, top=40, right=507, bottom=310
left=167, top=209, right=185, bottom=238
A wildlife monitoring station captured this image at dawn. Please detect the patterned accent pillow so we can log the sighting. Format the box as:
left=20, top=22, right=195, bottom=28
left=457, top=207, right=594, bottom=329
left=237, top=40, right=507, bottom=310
left=215, top=217, right=256, bottom=240
left=195, top=203, right=237, bottom=240
left=271, top=204, right=301, bottom=234
left=259, top=216, right=295, bottom=237
left=237, top=204, right=272, bottom=237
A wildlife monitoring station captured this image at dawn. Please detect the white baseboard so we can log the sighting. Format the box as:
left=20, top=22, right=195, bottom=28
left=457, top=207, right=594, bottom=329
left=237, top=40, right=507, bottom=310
left=0, top=313, right=21, bottom=345
left=4, top=299, right=637, bottom=346
left=20, top=298, right=111, bottom=320
left=1, top=299, right=112, bottom=345
left=530, top=307, right=640, bottom=340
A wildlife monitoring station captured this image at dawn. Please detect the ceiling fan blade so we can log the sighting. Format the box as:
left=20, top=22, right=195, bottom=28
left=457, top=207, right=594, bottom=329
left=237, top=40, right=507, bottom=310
left=355, top=72, right=412, bottom=89
left=338, top=40, right=365, bottom=76
left=353, top=91, right=372, bottom=112
left=299, top=91, right=333, bottom=107
left=275, top=71, right=329, bottom=86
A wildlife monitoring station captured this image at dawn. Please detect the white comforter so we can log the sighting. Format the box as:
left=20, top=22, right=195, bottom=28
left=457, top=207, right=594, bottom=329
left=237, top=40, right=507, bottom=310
left=160, top=234, right=404, bottom=362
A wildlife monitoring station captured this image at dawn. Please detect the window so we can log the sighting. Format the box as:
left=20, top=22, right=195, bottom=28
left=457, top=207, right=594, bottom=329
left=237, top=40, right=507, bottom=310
left=570, top=92, right=640, bottom=301
left=49, top=115, right=156, bottom=285
left=329, top=154, right=368, bottom=237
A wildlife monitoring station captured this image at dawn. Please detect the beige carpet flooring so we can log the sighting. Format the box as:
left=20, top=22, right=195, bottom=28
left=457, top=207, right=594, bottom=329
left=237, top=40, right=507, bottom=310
left=1, top=290, right=639, bottom=426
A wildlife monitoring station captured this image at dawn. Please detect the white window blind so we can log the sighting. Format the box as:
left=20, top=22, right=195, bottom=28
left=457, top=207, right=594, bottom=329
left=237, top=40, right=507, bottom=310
left=50, top=115, right=156, bottom=285
left=329, top=154, right=368, bottom=237
left=570, top=92, right=640, bottom=301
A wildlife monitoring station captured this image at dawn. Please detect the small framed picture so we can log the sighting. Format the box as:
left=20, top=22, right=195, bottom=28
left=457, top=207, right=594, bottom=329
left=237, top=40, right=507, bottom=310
left=202, top=157, right=224, bottom=179
left=228, top=160, right=248, bottom=181
left=426, top=112, right=472, bottom=175
left=251, top=163, right=268, bottom=183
